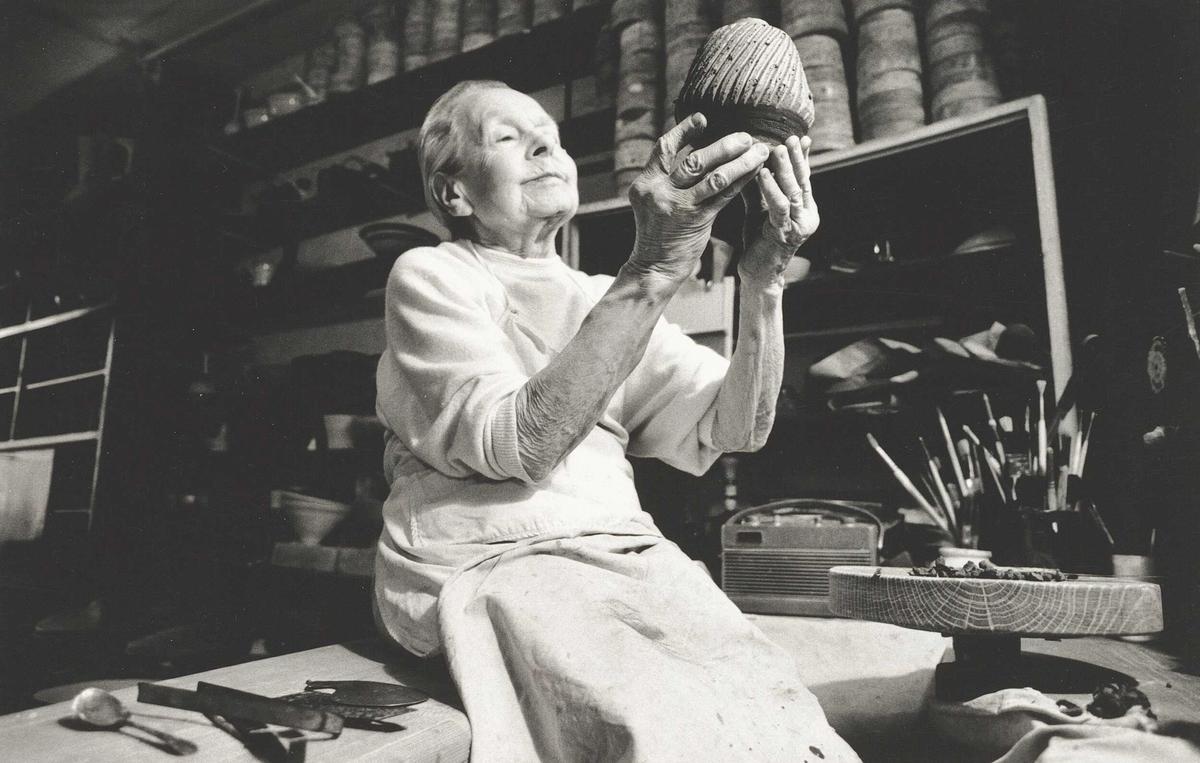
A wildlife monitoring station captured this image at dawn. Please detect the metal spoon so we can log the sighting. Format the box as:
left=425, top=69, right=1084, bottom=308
left=72, top=687, right=198, bottom=756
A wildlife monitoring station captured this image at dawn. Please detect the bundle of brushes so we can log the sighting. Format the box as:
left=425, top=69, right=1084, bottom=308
left=866, top=383, right=1109, bottom=550
left=1003, top=380, right=1112, bottom=547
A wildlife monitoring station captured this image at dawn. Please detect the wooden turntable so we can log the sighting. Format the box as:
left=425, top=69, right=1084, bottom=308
left=828, top=566, right=1163, bottom=700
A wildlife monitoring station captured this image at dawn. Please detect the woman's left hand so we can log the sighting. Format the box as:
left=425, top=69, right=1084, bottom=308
left=739, top=135, right=819, bottom=286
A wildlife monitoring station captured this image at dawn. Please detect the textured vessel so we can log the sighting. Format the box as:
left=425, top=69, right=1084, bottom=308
left=675, top=18, right=814, bottom=146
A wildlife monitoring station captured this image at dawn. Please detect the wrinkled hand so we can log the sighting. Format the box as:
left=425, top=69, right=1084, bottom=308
left=739, top=135, right=819, bottom=287
left=626, top=113, right=769, bottom=285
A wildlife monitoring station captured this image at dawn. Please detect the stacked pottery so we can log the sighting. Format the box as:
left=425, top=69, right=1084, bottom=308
left=362, top=1, right=402, bottom=83
left=496, top=0, right=531, bottom=35
left=614, top=16, right=663, bottom=194
left=592, top=21, right=620, bottom=112
left=304, top=41, right=336, bottom=104
left=924, top=0, right=1001, bottom=120
left=532, top=0, right=568, bottom=25
left=784, top=0, right=853, bottom=151
left=329, top=17, right=367, bottom=93
left=663, top=0, right=712, bottom=133
left=852, top=0, right=925, bottom=139
left=462, top=0, right=497, bottom=50
left=720, top=0, right=771, bottom=25
left=404, top=0, right=433, bottom=69
left=429, top=0, right=462, bottom=61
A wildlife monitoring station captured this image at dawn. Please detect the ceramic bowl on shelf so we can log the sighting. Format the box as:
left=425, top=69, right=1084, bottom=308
left=274, top=490, right=352, bottom=545
left=358, top=222, right=440, bottom=262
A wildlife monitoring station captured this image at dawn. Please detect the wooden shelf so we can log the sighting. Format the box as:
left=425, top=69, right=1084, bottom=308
left=23, top=369, right=107, bottom=391
left=270, top=541, right=374, bottom=578
left=0, top=431, right=99, bottom=452
left=0, top=302, right=113, bottom=342
left=221, top=108, right=614, bottom=258
left=787, top=246, right=1021, bottom=290
left=213, top=3, right=610, bottom=176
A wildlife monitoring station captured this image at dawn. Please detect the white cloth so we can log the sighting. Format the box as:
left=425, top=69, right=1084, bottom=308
left=932, top=687, right=1199, bottom=763
left=0, top=449, right=54, bottom=542
left=437, top=533, right=860, bottom=763
left=373, top=240, right=729, bottom=656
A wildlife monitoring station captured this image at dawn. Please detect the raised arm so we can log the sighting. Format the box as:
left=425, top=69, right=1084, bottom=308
left=709, top=135, right=818, bottom=452
left=514, top=115, right=769, bottom=481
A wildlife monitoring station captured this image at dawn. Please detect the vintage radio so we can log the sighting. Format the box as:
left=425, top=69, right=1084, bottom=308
left=721, top=499, right=883, bottom=616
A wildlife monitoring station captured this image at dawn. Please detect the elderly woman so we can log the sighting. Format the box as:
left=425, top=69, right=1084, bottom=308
left=374, top=80, right=857, bottom=762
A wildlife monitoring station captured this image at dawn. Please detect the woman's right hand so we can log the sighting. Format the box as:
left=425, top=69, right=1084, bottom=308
left=625, top=113, right=769, bottom=285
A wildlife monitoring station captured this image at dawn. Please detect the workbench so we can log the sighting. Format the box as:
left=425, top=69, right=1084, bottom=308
left=1, top=619, right=1196, bottom=762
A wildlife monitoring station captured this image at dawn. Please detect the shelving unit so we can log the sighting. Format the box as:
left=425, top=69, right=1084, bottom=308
left=566, top=96, right=1074, bottom=501
left=567, top=96, right=1072, bottom=401
left=0, top=301, right=115, bottom=542
left=212, top=2, right=610, bottom=176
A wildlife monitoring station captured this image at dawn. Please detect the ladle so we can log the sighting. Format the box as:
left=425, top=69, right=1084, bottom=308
left=72, top=687, right=198, bottom=755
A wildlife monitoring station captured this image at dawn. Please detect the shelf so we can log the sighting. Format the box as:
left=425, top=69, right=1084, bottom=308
left=222, top=108, right=615, bottom=258
left=575, top=96, right=1048, bottom=220
left=783, top=317, right=945, bottom=342
left=788, top=246, right=1022, bottom=290
left=270, top=542, right=374, bottom=578
left=0, top=302, right=113, bottom=342
left=214, top=3, right=610, bottom=176
left=218, top=266, right=390, bottom=336
left=0, top=431, right=99, bottom=452
left=807, top=97, right=1042, bottom=174
left=23, top=369, right=107, bottom=392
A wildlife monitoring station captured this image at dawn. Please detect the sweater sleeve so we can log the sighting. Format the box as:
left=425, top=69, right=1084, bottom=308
left=621, top=317, right=730, bottom=476
left=375, top=248, right=533, bottom=483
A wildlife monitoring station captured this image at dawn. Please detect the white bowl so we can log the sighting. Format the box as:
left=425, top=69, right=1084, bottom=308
left=938, top=546, right=993, bottom=568
left=280, top=498, right=351, bottom=545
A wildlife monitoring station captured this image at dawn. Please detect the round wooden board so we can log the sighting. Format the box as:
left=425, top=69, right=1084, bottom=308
left=829, top=566, right=1163, bottom=637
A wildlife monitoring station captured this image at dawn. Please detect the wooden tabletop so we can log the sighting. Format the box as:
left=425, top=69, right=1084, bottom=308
left=1021, top=637, right=1200, bottom=725
left=0, top=640, right=470, bottom=762
left=1, top=627, right=1195, bottom=761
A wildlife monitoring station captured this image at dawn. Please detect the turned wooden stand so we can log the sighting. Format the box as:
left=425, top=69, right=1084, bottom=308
left=829, top=566, right=1164, bottom=701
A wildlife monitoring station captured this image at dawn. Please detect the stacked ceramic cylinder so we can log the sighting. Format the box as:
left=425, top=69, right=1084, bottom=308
left=924, top=0, right=1001, bottom=120
left=461, top=0, right=497, bottom=50
left=611, top=0, right=662, bottom=194
left=403, top=0, right=433, bottom=69
left=783, top=0, right=853, bottom=152
left=497, top=0, right=531, bottom=36
left=852, top=0, right=925, bottom=140
left=720, top=0, right=771, bottom=24
left=663, top=0, right=712, bottom=133
left=429, top=0, right=461, bottom=61
left=330, top=17, right=368, bottom=93
left=304, top=41, right=336, bottom=104
left=362, top=1, right=402, bottom=83
left=533, top=0, right=569, bottom=25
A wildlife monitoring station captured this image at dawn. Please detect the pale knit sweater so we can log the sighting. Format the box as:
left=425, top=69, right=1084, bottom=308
left=373, top=239, right=730, bottom=656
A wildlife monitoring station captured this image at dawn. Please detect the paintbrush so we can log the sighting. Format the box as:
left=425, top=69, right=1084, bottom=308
left=981, top=392, right=1006, bottom=465
left=937, top=407, right=969, bottom=497
left=1086, top=501, right=1116, bottom=548
left=866, top=433, right=950, bottom=534
left=919, top=435, right=956, bottom=524
left=963, top=425, right=1006, bottom=502
left=957, top=439, right=976, bottom=482
left=1023, top=405, right=1032, bottom=472
left=1077, top=411, right=1096, bottom=477
left=1036, top=380, right=1048, bottom=476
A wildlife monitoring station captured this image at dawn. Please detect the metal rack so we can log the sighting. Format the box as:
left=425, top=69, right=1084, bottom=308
left=0, top=300, right=115, bottom=532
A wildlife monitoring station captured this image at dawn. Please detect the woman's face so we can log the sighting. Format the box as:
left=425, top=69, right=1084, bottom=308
left=452, top=88, right=579, bottom=239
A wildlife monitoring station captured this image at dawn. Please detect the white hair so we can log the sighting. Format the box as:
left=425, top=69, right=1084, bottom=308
left=418, top=80, right=510, bottom=239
